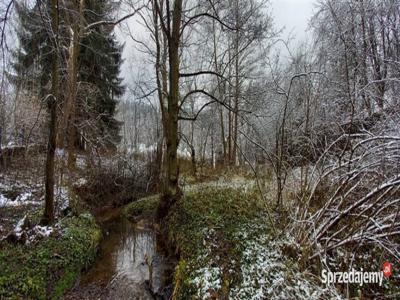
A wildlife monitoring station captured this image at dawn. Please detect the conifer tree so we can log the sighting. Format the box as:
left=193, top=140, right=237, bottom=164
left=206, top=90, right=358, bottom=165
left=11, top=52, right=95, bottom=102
left=12, top=0, right=124, bottom=148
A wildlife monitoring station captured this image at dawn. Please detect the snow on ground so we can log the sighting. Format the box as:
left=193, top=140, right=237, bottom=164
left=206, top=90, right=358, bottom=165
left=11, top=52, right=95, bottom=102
left=0, top=174, right=72, bottom=211
left=26, top=225, right=56, bottom=243
left=0, top=177, right=32, bottom=190
left=0, top=172, right=74, bottom=241
left=76, top=155, right=87, bottom=168
left=185, top=228, right=224, bottom=299
left=0, top=175, right=42, bottom=207
left=0, top=185, right=71, bottom=210
left=56, top=186, right=70, bottom=211
left=230, top=226, right=342, bottom=300
left=0, top=191, right=39, bottom=207
left=74, top=178, right=88, bottom=187
left=192, top=265, right=222, bottom=298
left=14, top=215, right=27, bottom=238
left=55, top=148, right=66, bottom=158
left=10, top=215, right=58, bottom=244
left=123, top=143, right=191, bottom=158
left=187, top=221, right=342, bottom=300
left=0, top=193, right=8, bottom=206
left=182, top=176, right=255, bottom=193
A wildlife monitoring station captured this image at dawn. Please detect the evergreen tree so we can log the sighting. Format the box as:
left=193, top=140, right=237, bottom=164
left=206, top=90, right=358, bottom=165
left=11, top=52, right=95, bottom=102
left=79, top=0, right=125, bottom=146
left=12, top=1, right=60, bottom=98
left=12, top=0, right=124, bottom=148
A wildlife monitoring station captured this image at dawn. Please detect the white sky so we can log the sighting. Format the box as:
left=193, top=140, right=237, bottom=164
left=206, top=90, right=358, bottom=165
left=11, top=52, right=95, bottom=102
left=271, top=0, right=316, bottom=43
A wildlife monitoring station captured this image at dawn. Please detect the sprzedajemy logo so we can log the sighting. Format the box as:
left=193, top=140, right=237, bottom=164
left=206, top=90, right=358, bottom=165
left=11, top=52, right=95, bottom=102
left=321, top=262, right=392, bottom=287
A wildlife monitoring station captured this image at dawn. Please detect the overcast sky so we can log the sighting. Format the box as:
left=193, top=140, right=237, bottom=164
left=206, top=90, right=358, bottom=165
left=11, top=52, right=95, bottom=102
left=271, top=0, right=316, bottom=42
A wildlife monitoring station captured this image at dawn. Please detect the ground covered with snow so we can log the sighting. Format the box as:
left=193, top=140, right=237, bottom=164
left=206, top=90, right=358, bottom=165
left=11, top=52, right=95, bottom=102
left=0, top=168, right=78, bottom=239
left=0, top=174, right=44, bottom=238
left=229, top=226, right=341, bottom=299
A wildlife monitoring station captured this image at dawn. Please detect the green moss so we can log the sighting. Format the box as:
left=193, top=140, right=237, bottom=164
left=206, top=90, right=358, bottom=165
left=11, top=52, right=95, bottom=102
left=123, top=194, right=160, bottom=220
left=173, top=259, right=198, bottom=299
left=168, top=186, right=264, bottom=256
left=0, top=214, right=101, bottom=300
left=52, top=269, right=77, bottom=300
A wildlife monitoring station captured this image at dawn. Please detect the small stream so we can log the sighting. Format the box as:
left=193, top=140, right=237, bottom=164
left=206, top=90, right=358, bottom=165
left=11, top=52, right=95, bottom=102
left=64, top=211, right=174, bottom=300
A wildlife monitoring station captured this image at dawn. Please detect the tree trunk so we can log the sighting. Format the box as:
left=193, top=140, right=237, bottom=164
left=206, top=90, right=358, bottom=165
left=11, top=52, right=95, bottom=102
left=360, top=0, right=372, bottom=115
left=0, top=126, right=4, bottom=168
left=227, top=43, right=233, bottom=164
left=232, top=0, right=240, bottom=166
left=191, top=146, right=196, bottom=177
left=190, top=109, right=196, bottom=177
left=219, top=106, right=226, bottom=164
left=66, top=0, right=85, bottom=169
left=211, top=19, right=227, bottom=165
left=157, top=0, right=183, bottom=220
left=42, top=0, right=59, bottom=225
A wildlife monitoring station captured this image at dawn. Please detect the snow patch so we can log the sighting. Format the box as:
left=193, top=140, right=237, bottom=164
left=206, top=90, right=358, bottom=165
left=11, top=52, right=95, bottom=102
left=187, top=228, right=224, bottom=298
left=0, top=192, right=38, bottom=207
left=11, top=216, right=58, bottom=244
left=56, top=187, right=70, bottom=211
left=27, top=225, right=55, bottom=243
left=14, top=215, right=27, bottom=238
left=55, top=148, right=65, bottom=157
left=0, top=193, right=9, bottom=206
left=76, top=155, right=86, bottom=168
left=192, top=266, right=222, bottom=298
left=183, top=177, right=255, bottom=193
left=74, top=178, right=87, bottom=187
left=230, top=226, right=342, bottom=300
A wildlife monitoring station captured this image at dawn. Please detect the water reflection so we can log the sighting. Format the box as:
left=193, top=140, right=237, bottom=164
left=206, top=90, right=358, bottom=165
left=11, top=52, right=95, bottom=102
left=77, top=217, right=172, bottom=300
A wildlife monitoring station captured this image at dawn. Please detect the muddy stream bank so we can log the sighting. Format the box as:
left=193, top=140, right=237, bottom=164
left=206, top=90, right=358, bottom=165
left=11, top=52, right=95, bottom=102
left=64, top=208, right=175, bottom=300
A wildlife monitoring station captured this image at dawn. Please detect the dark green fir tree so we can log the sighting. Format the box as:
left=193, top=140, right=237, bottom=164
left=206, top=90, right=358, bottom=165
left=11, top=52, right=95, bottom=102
left=12, top=0, right=124, bottom=149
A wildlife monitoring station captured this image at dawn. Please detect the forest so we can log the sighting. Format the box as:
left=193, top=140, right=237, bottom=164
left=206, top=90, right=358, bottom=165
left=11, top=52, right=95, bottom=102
left=0, top=0, right=399, bottom=299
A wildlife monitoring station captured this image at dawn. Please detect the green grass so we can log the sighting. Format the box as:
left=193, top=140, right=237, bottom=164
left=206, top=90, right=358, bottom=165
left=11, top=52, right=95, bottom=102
left=166, top=186, right=271, bottom=299
left=123, top=194, right=160, bottom=220
left=167, top=186, right=265, bottom=258
left=124, top=183, right=272, bottom=299
left=0, top=214, right=102, bottom=300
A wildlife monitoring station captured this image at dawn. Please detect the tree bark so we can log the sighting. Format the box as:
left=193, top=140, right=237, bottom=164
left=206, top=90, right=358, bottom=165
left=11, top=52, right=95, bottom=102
left=227, top=42, right=233, bottom=164
left=232, top=0, right=240, bottom=166
left=42, top=0, right=59, bottom=225
left=211, top=19, right=227, bottom=165
left=157, top=0, right=183, bottom=220
left=360, top=0, right=372, bottom=115
left=0, top=126, right=3, bottom=168
left=66, top=0, right=85, bottom=169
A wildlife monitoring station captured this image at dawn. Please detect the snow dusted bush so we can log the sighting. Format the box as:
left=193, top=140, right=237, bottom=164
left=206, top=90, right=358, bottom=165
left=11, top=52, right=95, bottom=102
left=291, top=111, right=400, bottom=296
left=75, top=151, right=158, bottom=208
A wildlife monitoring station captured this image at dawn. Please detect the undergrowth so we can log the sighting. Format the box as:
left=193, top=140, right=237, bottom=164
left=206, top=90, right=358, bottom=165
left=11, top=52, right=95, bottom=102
left=166, top=186, right=339, bottom=299
left=124, top=181, right=340, bottom=299
left=123, top=194, right=159, bottom=221
left=0, top=214, right=101, bottom=300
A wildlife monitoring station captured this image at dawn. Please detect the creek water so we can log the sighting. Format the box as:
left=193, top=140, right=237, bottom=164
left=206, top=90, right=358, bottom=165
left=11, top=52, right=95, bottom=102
left=64, top=211, right=174, bottom=300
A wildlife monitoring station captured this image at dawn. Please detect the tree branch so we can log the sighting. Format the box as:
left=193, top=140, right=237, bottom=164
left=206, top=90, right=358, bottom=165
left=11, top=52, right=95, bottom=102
left=85, top=4, right=146, bottom=31
left=179, top=89, right=250, bottom=121
left=179, top=70, right=226, bottom=79
left=181, top=12, right=236, bottom=36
